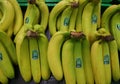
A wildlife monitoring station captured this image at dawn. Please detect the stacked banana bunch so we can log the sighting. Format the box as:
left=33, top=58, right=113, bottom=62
left=14, top=0, right=50, bottom=83
left=0, top=0, right=22, bottom=83
left=48, top=0, right=120, bottom=84
left=0, top=0, right=23, bottom=38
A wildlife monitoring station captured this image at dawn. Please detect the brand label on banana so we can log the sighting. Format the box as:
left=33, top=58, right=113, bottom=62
left=92, top=15, right=97, bottom=24
left=104, top=55, right=110, bottom=64
left=64, top=18, right=70, bottom=26
left=116, top=24, right=120, bottom=30
left=32, top=50, right=39, bottom=60
left=25, top=17, right=29, bottom=24
left=76, top=58, right=82, bottom=68
left=0, top=53, right=2, bottom=61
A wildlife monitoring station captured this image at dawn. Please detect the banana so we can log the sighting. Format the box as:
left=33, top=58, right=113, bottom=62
left=0, top=0, right=14, bottom=31
left=49, top=0, right=70, bottom=36
left=35, top=0, right=49, bottom=32
left=0, top=30, right=17, bottom=65
left=0, top=41, right=15, bottom=79
left=108, top=40, right=120, bottom=81
left=76, top=0, right=89, bottom=32
left=8, top=0, right=24, bottom=35
left=91, top=40, right=106, bottom=84
left=24, top=3, right=40, bottom=25
left=102, top=41, right=111, bottom=84
left=62, top=38, right=76, bottom=84
left=29, top=37, right=41, bottom=83
left=89, top=2, right=100, bottom=44
left=81, top=2, right=95, bottom=43
left=101, top=4, right=118, bottom=32
left=69, top=7, right=78, bottom=31
left=47, top=31, right=70, bottom=80
left=0, top=10, right=3, bottom=20
left=0, top=68, right=8, bottom=84
left=74, top=39, right=86, bottom=84
left=60, top=5, right=73, bottom=31
left=110, top=11, right=120, bottom=50
left=56, top=13, right=62, bottom=31
left=16, top=35, right=32, bottom=82
left=37, top=33, right=50, bottom=80
left=82, top=37, right=94, bottom=84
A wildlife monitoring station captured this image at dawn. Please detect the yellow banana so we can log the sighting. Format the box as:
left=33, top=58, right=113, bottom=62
left=101, top=4, right=118, bottom=32
left=74, top=39, right=86, bottom=84
left=69, top=7, right=78, bottom=31
left=24, top=3, right=40, bottom=25
left=0, top=68, right=8, bottom=84
left=82, top=37, right=94, bottom=84
left=108, top=40, right=120, bottom=81
left=0, top=41, right=15, bottom=79
left=16, top=35, right=32, bottom=82
left=0, top=30, right=17, bottom=65
left=37, top=33, right=50, bottom=80
left=91, top=40, right=106, bottom=84
left=0, top=0, right=14, bottom=31
left=110, top=11, right=120, bottom=50
left=76, top=0, right=89, bottom=32
left=102, top=41, right=111, bottom=84
left=49, top=0, right=70, bottom=36
left=29, top=37, right=41, bottom=83
left=35, top=0, right=49, bottom=32
left=8, top=0, right=24, bottom=35
left=60, top=5, right=73, bottom=31
left=62, top=38, right=76, bottom=84
left=56, top=13, right=62, bottom=31
left=81, top=2, right=95, bottom=43
left=47, top=31, right=70, bottom=80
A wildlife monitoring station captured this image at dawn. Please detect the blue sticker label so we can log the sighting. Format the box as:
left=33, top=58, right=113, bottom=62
left=104, top=55, right=110, bottom=64
left=25, top=17, right=29, bottom=24
left=64, top=18, right=70, bottom=26
left=116, top=24, right=120, bottom=30
left=32, top=50, right=38, bottom=60
left=76, top=58, right=82, bottom=68
left=0, top=53, right=2, bottom=61
left=92, top=15, right=97, bottom=24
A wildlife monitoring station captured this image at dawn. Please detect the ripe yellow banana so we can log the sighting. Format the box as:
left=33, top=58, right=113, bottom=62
left=76, top=0, right=89, bottom=32
left=8, top=0, right=24, bottom=35
left=81, top=2, right=95, bottom=43
left=69, top=7, right=78, bottom=31
left=101, top=4, right=118, bottom=32
left=29, top=37, right=41, bottom=83
left=35, top=0, right=49, bottom=32
left=47, top=31, right=70, bottom=80
left=0, top=68, right=8, bottom=84
left=82, top=37, right=94, bottom=84
left=49, top=0, right=70, bottom=36
left=37, top=33, right=50, bottom=80
left=102, top=41, right=111, bottom=84
left=16, top=35, right=32, bottom=82
left=110, top=11, right=120, bottom=50
left=62, top=38, right=76, bottom=84
left=108, top=40, right=120, bottom=81
left=24, top=3, right=40, bottom=25
left=0, top=41, right=15, bottom=79
left=91, top=40, right=106, bottom=84
left=74, top=39, right=86, bottom=84
left=0, top=30, right=17, bottom=65
left=0, top=0, right=14, bottom=31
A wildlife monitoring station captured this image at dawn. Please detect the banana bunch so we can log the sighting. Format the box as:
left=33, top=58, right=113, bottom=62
left=101, top=4, right=120, bottom=51
left=90, top=28, right=120, bottom=84
left=15, top=0, right=50, bottom=83
left=0, top=0, right=23, bottom=38
left=0, top=30, right=17, bottom=84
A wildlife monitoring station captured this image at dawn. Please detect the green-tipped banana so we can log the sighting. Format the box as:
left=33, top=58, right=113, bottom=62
left=47, top=31, right=70, bottom=80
